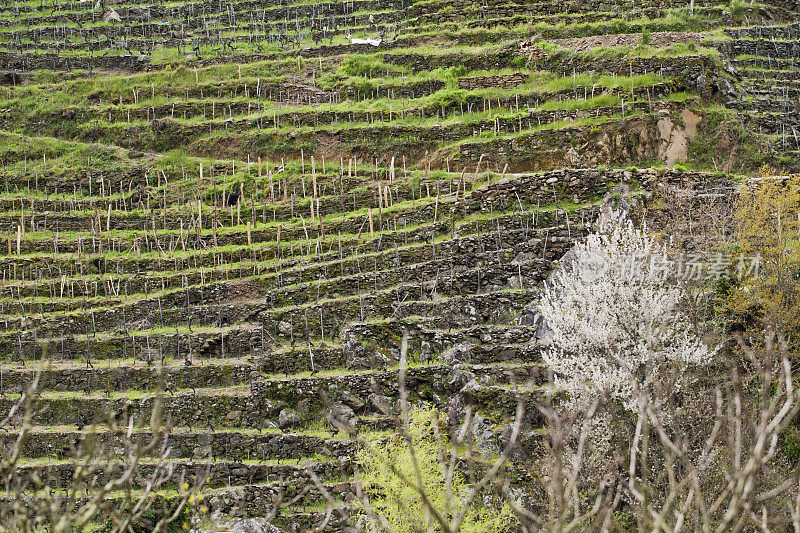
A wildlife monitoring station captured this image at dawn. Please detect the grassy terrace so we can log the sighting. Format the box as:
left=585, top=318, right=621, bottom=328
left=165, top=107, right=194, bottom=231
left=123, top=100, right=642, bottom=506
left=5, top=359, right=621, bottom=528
left=0, top=0, right=796, bottom=529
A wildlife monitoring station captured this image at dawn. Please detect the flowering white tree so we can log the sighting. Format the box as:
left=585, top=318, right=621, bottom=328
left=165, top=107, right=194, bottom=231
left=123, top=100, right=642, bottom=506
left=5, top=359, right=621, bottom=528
left=539, top=222, right=713, bottom=413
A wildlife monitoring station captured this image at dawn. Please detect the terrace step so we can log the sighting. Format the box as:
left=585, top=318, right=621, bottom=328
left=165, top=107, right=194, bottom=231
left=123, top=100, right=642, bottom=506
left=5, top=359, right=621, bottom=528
left=1, top=427, right=354, bottom=461
left=0, top=360, right=546, bottom=428
left=13, top=457, right=353, bottom=490
left=742, top=71, right=800, bottom=82
left=0, top=251, right=556, bottom=339
left=725, top=23, right=800, bottom=40
left=0, top=221, right=575, bottom=307
left=0, top=357, right=260, bottom=393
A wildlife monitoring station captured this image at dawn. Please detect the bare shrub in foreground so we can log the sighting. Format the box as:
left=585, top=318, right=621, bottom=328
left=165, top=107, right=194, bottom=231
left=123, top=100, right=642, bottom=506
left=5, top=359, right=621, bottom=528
left=0, top=370, right=205, bottom=533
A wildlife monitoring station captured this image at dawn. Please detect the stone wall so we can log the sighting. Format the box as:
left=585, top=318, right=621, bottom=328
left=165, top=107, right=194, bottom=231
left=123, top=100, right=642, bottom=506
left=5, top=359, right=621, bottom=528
left=32, top=81, right=684, bottom=157
left=726, top=22, right=800, bottom=39
left=458, top=73, right=528, bottom=90
left=749, top=111, right=800, bottom=134
left=460, top=167, right=730, bottom=214
left=0, top=52, right=150, bottom=72
left=202, top=482, right=358, bottom=519
left=1, top=362, right=259, bottom=393
left=760, top=0, right=800, bottom=12
left=532, top=54, right=715, bottom=89
left=407, top=0, right=697, bottom=25
left=0, top=71, right=27, bottom=85
left=338, top=79, right=445, bottom=100
left=716, top=39, right=800, bottom=60
left=17, top=457, right=352, bottom=491
left=383, top=49, right=516, bottom=72
left=2, top=428, right=353, bottom=461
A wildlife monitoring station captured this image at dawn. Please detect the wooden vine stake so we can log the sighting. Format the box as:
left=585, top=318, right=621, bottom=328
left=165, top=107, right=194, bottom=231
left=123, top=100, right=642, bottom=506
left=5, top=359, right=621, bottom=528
left=198, top=163, right=204, bottom=230
left=472, top=154, right=485, bottom=189
left=269, top=169, right=274, bottom=203
left=312, top=157, right=318, bottom=198
left=238, top=183, right=243, bottom=225
left=368, top=208, right=374, bottom=239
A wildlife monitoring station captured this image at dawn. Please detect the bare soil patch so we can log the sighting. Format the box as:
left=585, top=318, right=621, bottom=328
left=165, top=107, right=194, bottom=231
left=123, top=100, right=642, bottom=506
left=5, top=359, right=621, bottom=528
left=550, top=32, right=708, bottom=53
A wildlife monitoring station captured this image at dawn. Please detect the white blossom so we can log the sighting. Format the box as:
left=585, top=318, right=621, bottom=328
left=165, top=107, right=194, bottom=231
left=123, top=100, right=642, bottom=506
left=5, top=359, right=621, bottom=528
left=540, top=222, right=713, bottom=414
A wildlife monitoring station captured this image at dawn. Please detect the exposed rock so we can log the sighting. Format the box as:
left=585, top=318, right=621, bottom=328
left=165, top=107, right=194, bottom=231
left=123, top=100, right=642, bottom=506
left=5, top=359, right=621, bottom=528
left=339, top=391, right=366, bottom=410
left=368, top=393, right=393, bottom=415
left=681, top=109, right=702, bottom=139
left=278, top=409, right=302, bottom=429
left=520, top=301, right=539, bottom=327
left=420, top=340, right=433, bottom=362
left=500, top=424, right=529, bottom=462
left=102, top=7, right=122, bottom=23
left=193, top=445, right=212, bottom=459
left=696, top=72, right=710, bottom=93
left=715, top=76, right=740, bottom=106
left=470, top=415, right=500, bottom=454
left=460, top=378, right=483, bottom=395
left=597, top=193, right=632, bottom=230
left=327, top=403, right=357, bottom=433
left=296, top=398, right=311, bottom=415
left=343, top=336, right=393, bottom=370
left=657, top=109, right=701, bottom=167
left=511, top=251, right=538, bottom=265
left=441, top=342, right=474, bottom=364
left=262, top=420, right=280, bottom=431
left=721, top=9, right=734, bottom=25
left=229, top=518, right=282, bottom=533
left=447, top=392, right=468, bottom=428
left=447, top=367, right=476, bottom=392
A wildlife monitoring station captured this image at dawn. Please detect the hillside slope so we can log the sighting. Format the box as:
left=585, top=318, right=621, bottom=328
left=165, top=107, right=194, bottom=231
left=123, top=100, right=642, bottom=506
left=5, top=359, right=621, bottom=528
left=0, top=0, right=797, bottom=530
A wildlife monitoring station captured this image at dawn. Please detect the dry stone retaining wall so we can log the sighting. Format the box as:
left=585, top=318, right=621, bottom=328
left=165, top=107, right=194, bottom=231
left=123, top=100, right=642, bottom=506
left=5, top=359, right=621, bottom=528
left=458, top=73, right=529, bottom=90
left=461, top=167, right=729, bottom=214
left=0, top=52, right=150, bottom=72
left=383, top=49, right=516, bottom=71
left=717, top=39, right=800, bottom=59
left=532, top=54, right=714, bottom=87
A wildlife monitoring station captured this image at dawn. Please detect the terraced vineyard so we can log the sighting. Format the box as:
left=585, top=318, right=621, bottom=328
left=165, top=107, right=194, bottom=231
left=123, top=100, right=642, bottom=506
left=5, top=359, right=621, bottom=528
left=0, top=0, right=797, bottom=530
